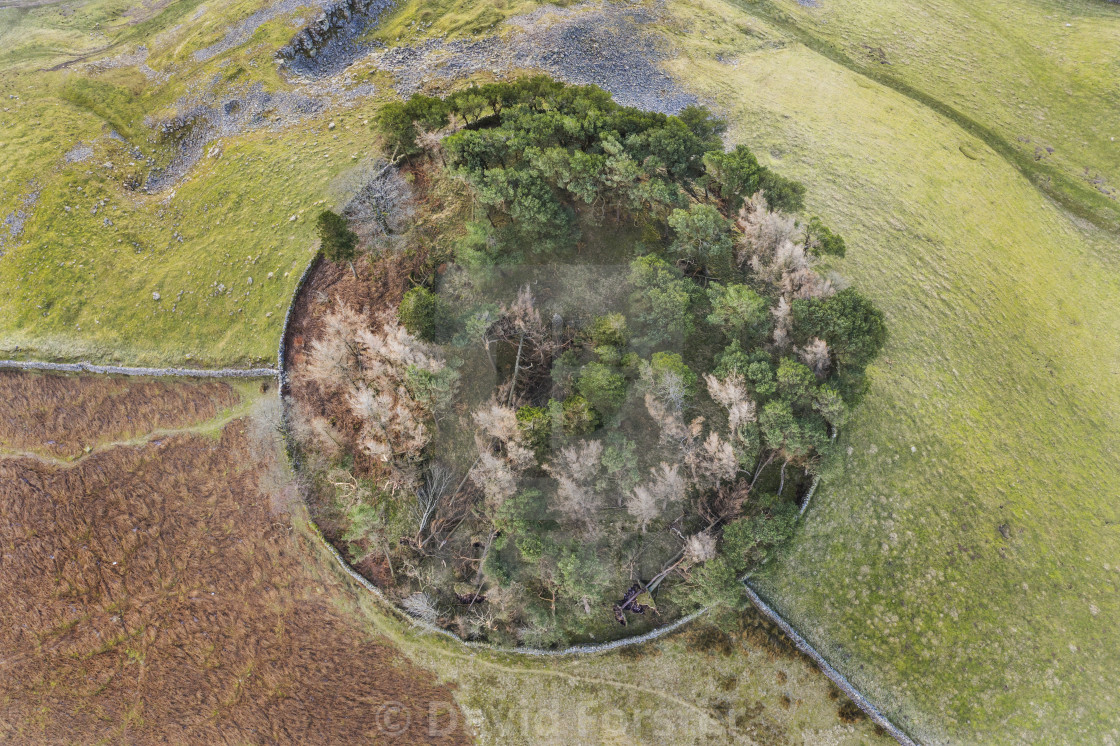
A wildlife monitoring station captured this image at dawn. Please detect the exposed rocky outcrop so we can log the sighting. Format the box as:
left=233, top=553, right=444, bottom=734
left=277, top=0, right=395, bottom=78
left=95, top=1, right=697, bottom=196
left=372, top=3, right=698, bottom=115
left=192, top=0, right=332, bottom=63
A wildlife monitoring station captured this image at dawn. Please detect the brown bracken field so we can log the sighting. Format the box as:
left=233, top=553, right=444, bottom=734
left=0, top=370, right=241, bottom=459
left=0, top=371, right=471, bottom=744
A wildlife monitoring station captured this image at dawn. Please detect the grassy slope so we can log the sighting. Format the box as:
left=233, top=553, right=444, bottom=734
left=0, top=106, right=383, bottom=365
left=0, top=0, right=130, bottom=68
left=666, top=0, right=1120, bottom=742
left=370, top=0, right=550, bottom=42
left=0, top=0, right=389, bottom=366
left=748, top=0, right=1120, bottom=234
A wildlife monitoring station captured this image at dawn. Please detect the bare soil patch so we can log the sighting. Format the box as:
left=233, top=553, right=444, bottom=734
left=0, top=377, right=470, bottom=744
left=0, top=370, right=242, bottom=459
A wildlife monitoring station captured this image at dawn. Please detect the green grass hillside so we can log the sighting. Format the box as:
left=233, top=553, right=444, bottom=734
left=668, top=0, right=1120, bottom=742
left=745, top=0, right=1120, bottom=233
left=0, top=95, right=382, bottom=365
left=0, top=0, right=395, bottom=366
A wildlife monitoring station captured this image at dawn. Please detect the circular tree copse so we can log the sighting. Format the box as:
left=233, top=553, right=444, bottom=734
left=291, top=77, right=886, bottom=648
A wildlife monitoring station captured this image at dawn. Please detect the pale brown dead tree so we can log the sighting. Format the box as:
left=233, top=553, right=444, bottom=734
left=704, top=372, right=757, bottom=433
left=300, top=304, right=367, bottom=391
left=550, top=439, right=603, bottom=485
left=709, top=480, right=750, bottom=524
left=751, top=236, right=807, bottom=288
left=626, top=484, right=661, bottom=534
left=736, top=191, right=834, bottom=300
left=415, top=127, right=446, bottom=166
left=683, top=531, right=718, bottom=565
left=402, top=592, right=439, bottom=624
left=472, top=401, right=535, bottom=468
left=355, top=322, right=449, bottom=490
left=626, top=462, right=687, bottom=532
left=472, top=400, right=521, bottom=444
left=686, top=431, right=738, bottom=492
left=643, top=391, right=688, bottom=448
left=771, top=295, right=793, bottom=350
left=736, top=192, right=798, bottom=269
left=641, top=356, right=695, bottom=454
left=639, top=358, right=690, bottom=416
left=545, top=440, right=604, bottom=524
left=470, top=401, right=535, bottom=513
left=287, top=400, right=344, bottom=461
left=414, top=462, right=456, bottom=542
left=486, top=285, right=560, bottom=406
left=750, top=225, right=834, bottom=300
left=472, top=452, right=518, bottom=510
left=797, top=337, right=832, bottom=378
left=787, top=265, right=834, bottom=300
left=301, top=309, right=454, bottom=492
left=348, top=384, right=428, bottom=486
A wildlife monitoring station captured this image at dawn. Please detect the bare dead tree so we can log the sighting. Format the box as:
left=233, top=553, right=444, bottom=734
left=340, top=158, right=415, bottom=250
left=486, top=286, right=560, bottom=405
left=507, top=333, right=526, bottom=405
left=778, top=457, right=791, bottom=496
left=797, top=337, right=831, bottom=378
left=626, top=462, right=687, bottom=532
left=402, top=592, right=439, bottom=624
left=466, top=529, right=498, bottom=613
left=414, top=462, right=456, bottom=543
